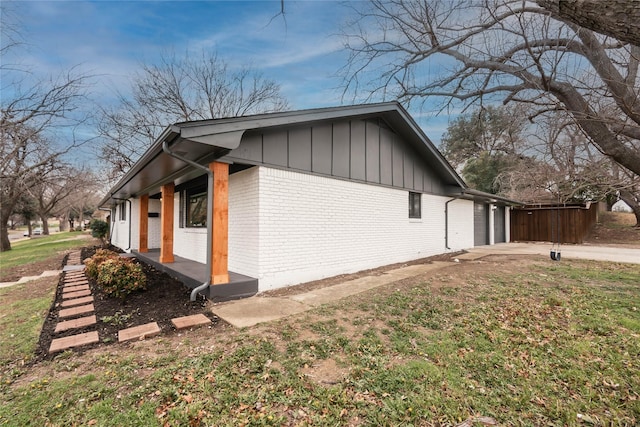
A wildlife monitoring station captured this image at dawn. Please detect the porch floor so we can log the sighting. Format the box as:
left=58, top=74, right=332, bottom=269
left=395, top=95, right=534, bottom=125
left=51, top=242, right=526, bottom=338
left=132, top=250, right=258, bottom=302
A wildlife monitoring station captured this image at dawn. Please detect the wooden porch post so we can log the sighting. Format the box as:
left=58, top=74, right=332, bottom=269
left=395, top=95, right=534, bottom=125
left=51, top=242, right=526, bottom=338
left=139, top=194, right=149, bottom=253
left=160, top=183, right=175, bottom=263
left=210, top=161, right=229, bottom=284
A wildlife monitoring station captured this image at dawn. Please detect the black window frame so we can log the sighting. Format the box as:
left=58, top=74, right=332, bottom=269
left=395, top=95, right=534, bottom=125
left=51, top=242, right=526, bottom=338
left=180, top=184, right=208, bottom=228
left=409, top=192, right=421, bottom=219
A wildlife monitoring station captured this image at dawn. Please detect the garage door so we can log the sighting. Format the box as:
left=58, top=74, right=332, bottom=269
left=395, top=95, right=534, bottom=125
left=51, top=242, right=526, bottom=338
left=474, top=202, right=489, bottom=246
left=494, top=206, right=506, bottom=243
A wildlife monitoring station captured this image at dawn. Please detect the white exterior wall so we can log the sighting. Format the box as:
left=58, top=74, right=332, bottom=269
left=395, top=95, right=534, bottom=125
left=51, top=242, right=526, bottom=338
left=173, top=192, right=208, bottom=263
left=173, top=168, right=260, bottom=273
left=228, top=167, right=260, bottom=278
left=447, top=199, right=475, bottom=249
left=110, top=166, right=479, bottom=293
left=111, top=202, right=132, bottom=251
left=256, top=167, right=474, bottom=291
left=116, top=198, right=162, bottom=252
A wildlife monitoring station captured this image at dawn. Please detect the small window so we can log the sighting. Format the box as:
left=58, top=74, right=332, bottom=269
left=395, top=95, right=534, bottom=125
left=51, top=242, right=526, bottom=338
left=119, top=203, right=127, bottom=221
left=187, top=191, right=207, bottom=227
left=177, top=175, right=208, bottom=228
left=409, top=192, right=421, bottom=218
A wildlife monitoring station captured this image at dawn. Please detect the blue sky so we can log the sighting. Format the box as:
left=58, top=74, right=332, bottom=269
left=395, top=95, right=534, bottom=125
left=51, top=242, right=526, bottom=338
left=4, top=0, right=452, bottom=148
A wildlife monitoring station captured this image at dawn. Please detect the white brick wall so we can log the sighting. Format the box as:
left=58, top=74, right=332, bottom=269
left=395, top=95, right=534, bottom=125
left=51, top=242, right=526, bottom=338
left=446, top=198, right=475, bottom=250
left=111, top=166, right=480, bottom=294
left=148, top=199, right=161, bottom=249
left=229, top=167, right=260, bottom=277
left=174, top=192, right=208, bottom=263
left=255, top=167, right=474, bottom=291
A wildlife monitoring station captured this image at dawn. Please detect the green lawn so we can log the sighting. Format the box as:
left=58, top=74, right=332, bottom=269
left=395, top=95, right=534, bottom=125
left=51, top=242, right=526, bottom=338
left=1, top=258, right=639, bottom=426
left=0, top=232, right=90, bottom=271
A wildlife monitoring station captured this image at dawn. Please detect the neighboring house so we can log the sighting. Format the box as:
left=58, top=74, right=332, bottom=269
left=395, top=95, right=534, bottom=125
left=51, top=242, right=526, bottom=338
left=99, top=102, right=518, bottom=301
left=612, top=200, right=632, bottom=213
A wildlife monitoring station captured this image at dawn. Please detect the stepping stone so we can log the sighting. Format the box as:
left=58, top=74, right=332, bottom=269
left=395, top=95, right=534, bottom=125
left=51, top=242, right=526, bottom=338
left=55, top=315, right=97, bottom=333
left=64, top=279, right=89, bottom=286
left=59, top=303, right=94, bottom=319
left=63, top=265, right=85, bottom=272
left=118, top=322, right=161, bottom=342
left=171, top=314, right=211, bottom=330
left=63, top=284, right=90, bottom=293
left=62, top=289, right=91, bottom=299
left=65, top=271, right=85, bottom=277
left=60, top=296, right=94, bottom=307
left=49, top=331, right=99, bottom=353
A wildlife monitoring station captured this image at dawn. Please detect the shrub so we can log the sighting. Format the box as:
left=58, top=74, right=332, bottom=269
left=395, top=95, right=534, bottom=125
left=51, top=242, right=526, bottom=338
left=88, top=219, right=109, bottom=244
left=83, top=249, right=120, bottom=279
left=97, top=258, right=147, bottom=299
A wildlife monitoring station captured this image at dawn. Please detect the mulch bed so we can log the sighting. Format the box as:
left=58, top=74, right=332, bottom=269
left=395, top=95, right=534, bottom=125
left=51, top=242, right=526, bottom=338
left=35, top=246, right=221, bottom=360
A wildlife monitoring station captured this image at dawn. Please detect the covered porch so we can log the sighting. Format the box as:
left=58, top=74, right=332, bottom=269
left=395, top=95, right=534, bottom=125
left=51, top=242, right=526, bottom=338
left=133, top=249, right=258, bottom=301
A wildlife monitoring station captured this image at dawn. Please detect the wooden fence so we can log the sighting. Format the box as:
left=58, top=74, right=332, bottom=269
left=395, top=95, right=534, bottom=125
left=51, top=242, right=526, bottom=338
left=510, top=203, right=599, bottom=244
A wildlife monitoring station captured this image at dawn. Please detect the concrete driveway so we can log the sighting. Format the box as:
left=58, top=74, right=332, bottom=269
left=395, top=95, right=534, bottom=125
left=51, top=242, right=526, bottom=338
left=462, top=242, right=640, bottom=264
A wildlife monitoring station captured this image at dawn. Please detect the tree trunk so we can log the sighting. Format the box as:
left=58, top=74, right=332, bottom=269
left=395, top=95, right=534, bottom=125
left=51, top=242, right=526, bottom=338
left=40, top=214, right=50, bottom=235
left=0, top=203, right=17, bottom=252
left=536, top=0, right=640, bottom=46
left=59, top=214, right=68, bottom=231
left=0, top=223, right=10, bottom=252
left=619, top=190, right=640, bottom=227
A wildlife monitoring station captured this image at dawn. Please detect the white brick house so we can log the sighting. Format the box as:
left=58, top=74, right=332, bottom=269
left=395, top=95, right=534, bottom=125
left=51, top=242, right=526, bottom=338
left=101, top=102, right=516, bottom=300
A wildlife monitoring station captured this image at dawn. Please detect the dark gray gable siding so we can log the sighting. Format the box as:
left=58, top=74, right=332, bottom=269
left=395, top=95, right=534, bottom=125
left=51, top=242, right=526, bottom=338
left=224, top=117, right=447, bottom=195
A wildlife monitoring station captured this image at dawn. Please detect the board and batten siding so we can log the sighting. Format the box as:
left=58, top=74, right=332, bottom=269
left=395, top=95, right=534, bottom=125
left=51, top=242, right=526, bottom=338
left=225, top=118, right=446, bottom=196
left=255, top=166, right=474, bottom=291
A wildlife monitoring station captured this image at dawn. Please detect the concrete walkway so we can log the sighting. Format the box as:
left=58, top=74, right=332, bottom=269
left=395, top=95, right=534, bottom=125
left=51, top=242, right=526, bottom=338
left=461, top=242, right=640, bottom=264
left=0, top=270, right=62, bottom=288
left=211, top=243, right=640, bottom=328
left=212, top=261, right=452, bottom=328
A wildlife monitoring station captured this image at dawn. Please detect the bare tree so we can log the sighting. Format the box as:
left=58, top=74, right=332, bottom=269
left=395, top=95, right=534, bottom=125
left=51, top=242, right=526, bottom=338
left=0, top=70, right=92, bottom=251
left=341, top=0, right=640, bottom=178
left=98, top=50, right=289, bottom=180
left=497, top=111, right=640, bottom=224
left=0, top=2, right=24, bottom=71
left=27, top=165, right=97, bottom=235
left=536, top=0, right=640, bottom=47
left=57, top=170, right=102, bottom=231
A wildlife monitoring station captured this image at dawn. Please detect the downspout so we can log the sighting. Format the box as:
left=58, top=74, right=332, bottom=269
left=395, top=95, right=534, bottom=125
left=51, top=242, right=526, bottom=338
left=111, top=197, right=132, bottom=251
left=445, top=197, right=460, bottom=250
left=162, top=139, right=213, bottom=301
